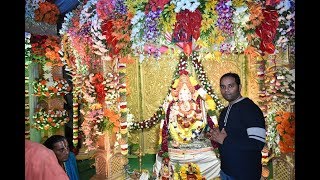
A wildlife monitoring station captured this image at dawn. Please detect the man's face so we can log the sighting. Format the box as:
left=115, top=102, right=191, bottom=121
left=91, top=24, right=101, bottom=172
left=52, top=139, right=70, bottom=162
left=220, top=76, right=241, bottom=102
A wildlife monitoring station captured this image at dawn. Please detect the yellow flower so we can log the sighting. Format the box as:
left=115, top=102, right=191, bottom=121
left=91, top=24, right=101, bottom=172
left=174, top=172, right=180, bottom=180
left=196, top=39, right=209, bottom=48
left=200, top=0, right=218, bottom=33
left=178, top=163, right=203, bottom=180
left=215, top=34, right=225, bottom=44
left=206, top=97, right=216, bottom=110
left=189, top=76, right=198, bottom=86
left=213, top=51, right=222, bottom=62
left=125, top=0, right=148, bottom=14
left=233, top=0, right=245, bottom=7
left=159, top=4, right=176, bottom=33
left=159, top=128, right=163, bottom=144
left=204, top=52, right=214, bottom=60
left=172, top=79, right=179, bottom=88
left=90, top=103, right=102, bottom=110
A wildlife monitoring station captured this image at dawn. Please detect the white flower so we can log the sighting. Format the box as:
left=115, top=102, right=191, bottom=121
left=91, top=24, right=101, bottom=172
left=43, top=73, right=52, bottom=80
left=46, top=80, right=55, bottom=88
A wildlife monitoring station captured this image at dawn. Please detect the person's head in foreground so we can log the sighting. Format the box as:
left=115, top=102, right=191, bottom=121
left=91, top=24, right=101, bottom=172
left=43, top=135, right=70, bottom=164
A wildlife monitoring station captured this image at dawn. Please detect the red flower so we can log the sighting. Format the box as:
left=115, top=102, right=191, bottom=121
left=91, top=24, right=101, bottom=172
left=101, top=20, right=120, bottom=56
left=145, top=0, right=170, bottom=14
left=265, top=0, right=281, bottom=6
left=255, top=8, right=279, bottom=54
left=260, top=41, right=275, bottom=54
left=173, top=9, right=202, bottom=42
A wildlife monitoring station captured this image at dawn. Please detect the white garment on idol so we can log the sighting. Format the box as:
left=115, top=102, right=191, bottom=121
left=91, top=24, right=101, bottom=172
left=154, top=84, right=221, bottom=179
left=139, top=171, right=149, bottom=180
left=153, top=142, right=220, bottom=179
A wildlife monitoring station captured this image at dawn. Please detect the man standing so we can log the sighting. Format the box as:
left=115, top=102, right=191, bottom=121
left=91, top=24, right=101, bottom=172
left=208, top=72, right=266, bottom=180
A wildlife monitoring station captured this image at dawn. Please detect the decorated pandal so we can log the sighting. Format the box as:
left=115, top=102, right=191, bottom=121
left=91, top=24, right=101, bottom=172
left=25, top=0, right=295, bottom=179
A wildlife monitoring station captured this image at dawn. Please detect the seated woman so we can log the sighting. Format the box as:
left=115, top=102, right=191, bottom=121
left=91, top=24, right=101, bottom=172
left=44, top=135, right=80, bottom=180
left=153, top=70, right=220, bottom=179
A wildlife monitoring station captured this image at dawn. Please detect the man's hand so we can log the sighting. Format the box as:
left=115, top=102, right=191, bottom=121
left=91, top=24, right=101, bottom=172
left=208, top=128, right=227, bottom=144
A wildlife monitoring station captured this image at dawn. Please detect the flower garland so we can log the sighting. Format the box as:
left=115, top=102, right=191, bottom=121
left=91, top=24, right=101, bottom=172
left=255, top=7, right=279, bottom=54
left=169, top=117, right=205, bottom=144
left=190, top=51, right=224, bottom=111
left=57, top=0, right=297, bottom=66
left=59, top=33, right=83, bottom=148
left=101, top=14, right=133, bottom=57
left=130, top=10, right=147, bottom=60
left=89, top=13, right=110, bottom=61
left=30, top=34, right=50, bottom=62
left=274, top=111, right=295, bottom=154
left=118, top=63, right=130, bottom=155
left=271, top=67, right=295, bottom=106
left=159, top=3, right=176, bottom=34
left=34, top=1, right=60, bottom=24
left=33, top=108, right=69, bottom=130
left=81, top=103, right=104, bottom=152
left=129, top=107, right=165, bottom=130
left=103, top=108, right=121, bottom=133
left=25, top=32, right=32, bottom=139
left=232, top=4, right=250, bottom=53
left=172, top=9, right=202, bottom=43
left=275, top=0, right=295, bottom=50
left=25, top=32, right=33, bottom=65
left=72, top=72, right=83, bottom=148
left=33, top=77, right=71, bottom=97
left=243, top=1, right=264, bottom=61
left=129, top=51, right=223, bottom=131
left=79, top=0, right=96, bottom=27
left=90, top=72, right=106, bottom=104
left=31, top=35, right=64, bottom=66
left=43, top=36, right=62, bottom=65
left=266, top=109, right=281, bottom=156
left=25, top=0, right=46, bottom=19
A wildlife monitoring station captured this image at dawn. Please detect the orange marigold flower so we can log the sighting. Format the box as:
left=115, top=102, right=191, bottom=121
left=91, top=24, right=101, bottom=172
left=112, top=126, right=119, bottom=133
left=40, top=79, right=47, bottom=85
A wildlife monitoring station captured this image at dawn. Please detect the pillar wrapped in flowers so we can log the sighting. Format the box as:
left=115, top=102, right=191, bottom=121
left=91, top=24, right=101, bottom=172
left=29, top=34, right=71, bottom=141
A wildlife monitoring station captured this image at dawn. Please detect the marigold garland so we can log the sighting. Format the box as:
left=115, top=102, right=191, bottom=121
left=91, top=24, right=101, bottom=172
left=274, top=111, right=295, bottom=153
left=34, top=1, right=60, bottom=24
left=33, top=108, right=69, bottom=130
left=33, top=77, right=71, bottom=97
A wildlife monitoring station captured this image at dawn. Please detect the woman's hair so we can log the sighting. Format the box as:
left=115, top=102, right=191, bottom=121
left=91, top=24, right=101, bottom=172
left=43, top=135, right=67, bottom=150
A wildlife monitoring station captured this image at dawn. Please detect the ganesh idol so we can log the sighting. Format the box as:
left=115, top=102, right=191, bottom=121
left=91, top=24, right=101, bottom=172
left=153, top=70, right=220, bottom=180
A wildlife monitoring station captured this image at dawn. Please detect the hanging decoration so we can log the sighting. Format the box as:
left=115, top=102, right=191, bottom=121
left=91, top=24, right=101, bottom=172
left=129, top=51, right=223, bottom=131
